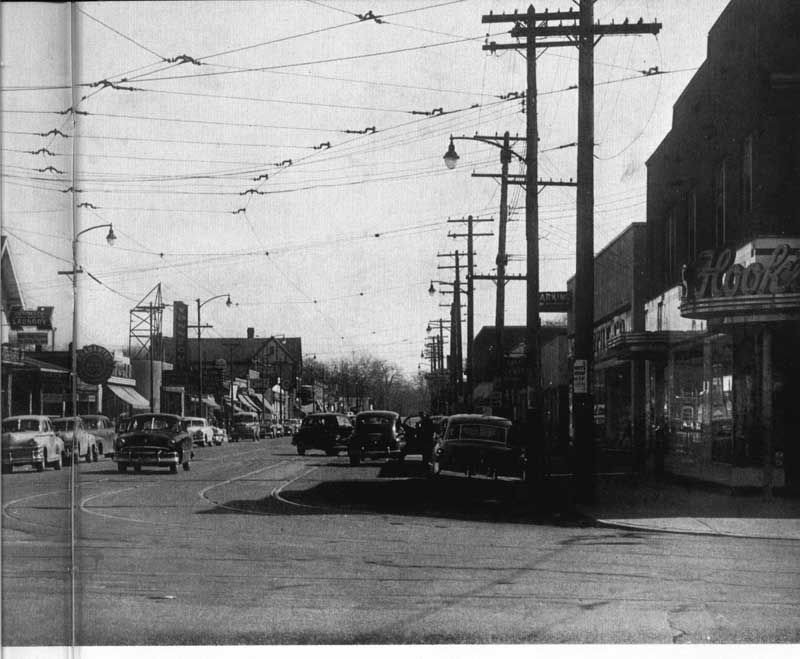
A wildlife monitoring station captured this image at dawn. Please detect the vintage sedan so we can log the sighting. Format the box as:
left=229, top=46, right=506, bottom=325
left=2, top=415, right=65, bottom=473
left=429, top=414, right=526, bottom=480
left=114, top=413, right=192, bottom=473
left=347, top=411, right=405, bottom=466
left=292, top=413, right=352, bottom=456
left=184, top=416, right=214, bottom=446
left=52, top=416, right=98, bottom=464
left=80, top=414, right=117, bottom=457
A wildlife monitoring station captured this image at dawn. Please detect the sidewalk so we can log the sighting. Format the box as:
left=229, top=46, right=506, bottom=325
left=573, top=474, right=800, bottom=540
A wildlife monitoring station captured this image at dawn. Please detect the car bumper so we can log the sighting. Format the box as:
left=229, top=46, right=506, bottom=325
left=436, top=445, right=526, bottom=476
left=114, top=448, right=180, bottom=466
left=348, top=439, right=405, bottom=459
left=2, top=447, right=45, bottom=466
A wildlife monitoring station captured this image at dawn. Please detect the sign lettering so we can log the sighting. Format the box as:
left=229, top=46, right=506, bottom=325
left=685, top=244, right=800, bottom=301
left=8, top=306, right=53, bottom=330
left=173, top=301, right=189, bottom=372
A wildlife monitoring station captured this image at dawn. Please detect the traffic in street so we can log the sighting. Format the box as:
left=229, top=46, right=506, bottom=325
left=3, top=431, right=799, bottom=645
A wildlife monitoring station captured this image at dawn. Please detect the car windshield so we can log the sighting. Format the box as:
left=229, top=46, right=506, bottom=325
left=2, top=418, right=42, bottom=432
left=52, top=419, right=77, bottom=431
left=186, top=419, right=204, bottom=427
left=302, top=416, right=329, bottom=427
left=357, top=415, right=393, bottom=426
left=445, top=422, right=507, bottom=443
left=82, top=418, right=103, bottom=429
left=128, top=416, right=181, bottom=432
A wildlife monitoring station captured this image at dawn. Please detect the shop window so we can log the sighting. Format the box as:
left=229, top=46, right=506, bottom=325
left=666, top=347, right=703, bottom=461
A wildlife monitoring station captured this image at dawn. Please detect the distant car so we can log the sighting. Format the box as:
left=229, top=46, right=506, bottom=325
left=347, top=411, right=405, bottom=466
left=260, top=418, right=279, bottom=439
left=1, top=415, right=65, bottom=473
left=52, top=416, right=98, bottom=464
left=211, top=424, right=228, bottom=445
left=114, top=413, right=193, bottom=473
left=283, top=418, right=301, bottom=436
left=80, top=414, right=117, bottom=458
left=430, top=414, right=526, bottom=480
left=231, top=412, right=260, bottom=442
left=291, top=413, right=352, bottom=456
left=184, top=417, right=214, bottom=446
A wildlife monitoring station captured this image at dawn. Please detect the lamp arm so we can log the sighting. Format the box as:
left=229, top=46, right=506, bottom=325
left=75, top=223, right=112, bottom=239
left=450, top=135, right=526, bottom=163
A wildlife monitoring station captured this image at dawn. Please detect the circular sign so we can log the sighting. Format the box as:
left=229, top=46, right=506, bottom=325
left=77, top=344, right=115, bottom=385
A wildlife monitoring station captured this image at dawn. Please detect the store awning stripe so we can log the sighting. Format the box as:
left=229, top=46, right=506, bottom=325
left=237, top=395, right=259, bottom=413
left=107, top=384, right=150, bottom=409
left=202, top=395, right=220, bottom=409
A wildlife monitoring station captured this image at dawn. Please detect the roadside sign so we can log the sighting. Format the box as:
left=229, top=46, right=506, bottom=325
left=573, top=359, right=588, bottom=394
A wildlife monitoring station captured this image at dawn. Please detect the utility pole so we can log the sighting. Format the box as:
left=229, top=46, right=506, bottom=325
left=448, top=215, right=492, bottom=408
left=437, top=252, right=468, bottom=410
left=484, top=3, right=661, bottom=501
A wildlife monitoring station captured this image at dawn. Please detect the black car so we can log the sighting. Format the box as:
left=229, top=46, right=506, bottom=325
left=347, top=411, right=405, bottom=465
left=430, top=414, right=526, bottom=480
left=114, top=413, right=193, bottom=474
left=291, top=413, right=353, bottom=456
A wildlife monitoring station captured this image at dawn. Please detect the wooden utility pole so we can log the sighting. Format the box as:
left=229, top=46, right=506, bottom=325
left=448, top=215, right=492, bottom=408
left=483, top=3, right=661, bottom=500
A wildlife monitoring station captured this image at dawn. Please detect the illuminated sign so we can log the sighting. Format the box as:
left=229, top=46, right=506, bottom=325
left=173, top=301, right=189, bottom=371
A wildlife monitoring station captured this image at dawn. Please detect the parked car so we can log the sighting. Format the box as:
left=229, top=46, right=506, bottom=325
left=347, top=411, right=405, bottom=466
left=211, top=424, right=228, bottom=445
left=260, top=417, right=279, bottom=439
left=429, top=414, right=526, bottom=480
left=231, top=412, right=260, bottom=442
left=80, top=414, right=117, bottom=458
left=184, top=416, right=214, bottom=446
left=1, top=415, right=65, bottom=472
left=114, top=413, right=193, bottom=473
left=291, top=413, right=353, bottom=456
left=52, top=416, right=99, bottom=464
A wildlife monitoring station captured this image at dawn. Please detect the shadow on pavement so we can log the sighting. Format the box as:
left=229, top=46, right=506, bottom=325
left=197, top=471, right=591, bottom=527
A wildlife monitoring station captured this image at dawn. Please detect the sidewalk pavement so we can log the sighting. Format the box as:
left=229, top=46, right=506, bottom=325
left=573, top=474, right=800, bottom=540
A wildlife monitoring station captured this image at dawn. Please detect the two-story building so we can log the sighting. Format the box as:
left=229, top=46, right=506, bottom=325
left=644, top=0, right=800, bottom=491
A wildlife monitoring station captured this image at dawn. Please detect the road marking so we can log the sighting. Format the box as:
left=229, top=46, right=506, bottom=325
left=198, top=460, right=289, bottom=510
left=270, top=466, right=320, bottom=509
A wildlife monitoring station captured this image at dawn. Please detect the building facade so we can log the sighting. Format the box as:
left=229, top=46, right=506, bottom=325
left=644, top=0, right=800, bottom=490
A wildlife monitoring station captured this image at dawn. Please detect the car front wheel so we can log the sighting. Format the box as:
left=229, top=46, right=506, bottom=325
left=429, top=458, right=442, bottom=477
left=36, top=450, right=46, bottom=472
left=53, top=451, right=63, bottom=470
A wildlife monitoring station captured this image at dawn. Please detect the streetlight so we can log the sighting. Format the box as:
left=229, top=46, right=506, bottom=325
left=196, top=294, right=232, bottom=417
left=60, top=220, right=114, bottom=651
left=444, top=130, right=541, bottom=438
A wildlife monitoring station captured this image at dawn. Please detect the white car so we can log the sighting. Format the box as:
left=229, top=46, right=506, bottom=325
left=183, top=417, right=214, bottom=446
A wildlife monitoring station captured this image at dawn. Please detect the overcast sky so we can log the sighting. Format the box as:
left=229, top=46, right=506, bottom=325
left=1, top=0, right=729, bottom=375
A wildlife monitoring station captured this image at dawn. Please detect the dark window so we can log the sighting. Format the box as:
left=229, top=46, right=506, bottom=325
left=713, top=160, right=726, bottom=246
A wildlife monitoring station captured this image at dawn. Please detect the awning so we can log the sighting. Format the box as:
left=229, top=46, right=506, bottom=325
left=250, top=392, right=274, bottom=414
left=107, top=383, right=150, bottom=409
left=202, top=395, right=220, bottom=409
left=237, top=394, right=259, bottom=413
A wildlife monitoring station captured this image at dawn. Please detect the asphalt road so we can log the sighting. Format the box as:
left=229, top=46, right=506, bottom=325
left=3, top=436, right=799, bottom=645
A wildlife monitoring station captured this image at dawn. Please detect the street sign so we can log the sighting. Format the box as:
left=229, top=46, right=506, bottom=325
left=539, top=291, right=571, bottom=312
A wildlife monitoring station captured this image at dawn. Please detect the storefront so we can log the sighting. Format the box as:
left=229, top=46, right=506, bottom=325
left=650, top=238, right=800, bottom=491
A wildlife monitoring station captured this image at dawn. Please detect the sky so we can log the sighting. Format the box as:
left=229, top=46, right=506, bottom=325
left=1, top=0, right=730, bottom=377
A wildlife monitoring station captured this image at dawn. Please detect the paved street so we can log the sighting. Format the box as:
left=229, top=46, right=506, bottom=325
left=3, top=435, right=799, bottom=646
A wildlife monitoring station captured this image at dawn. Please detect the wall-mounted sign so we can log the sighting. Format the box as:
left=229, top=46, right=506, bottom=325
left=681, top=242, right=800, bottom=320
left=14, top=332, right=49, bottom=346
left=77, top=344, right=115, bottom=385
left=8, top=306, right=53, bottom=330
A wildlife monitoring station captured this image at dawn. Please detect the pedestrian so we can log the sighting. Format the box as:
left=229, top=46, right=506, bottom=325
left=420, top=412, right=435, bottom=466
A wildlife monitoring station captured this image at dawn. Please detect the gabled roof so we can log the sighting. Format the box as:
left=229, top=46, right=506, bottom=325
left=1, top=236, right=25, bottom=310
